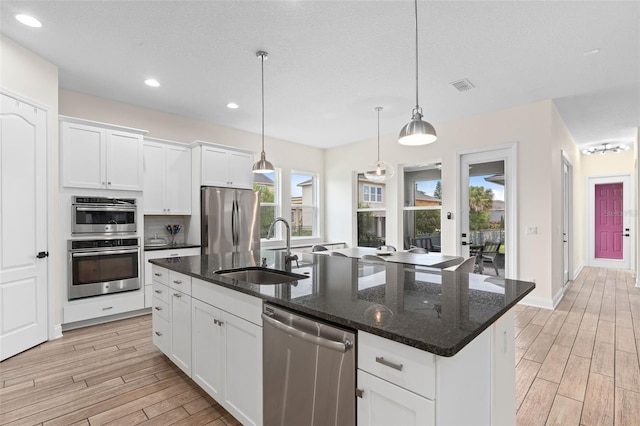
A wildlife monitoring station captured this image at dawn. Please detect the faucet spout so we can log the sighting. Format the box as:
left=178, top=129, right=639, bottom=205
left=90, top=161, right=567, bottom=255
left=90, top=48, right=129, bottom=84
left=266, top=217, right=297, bottom=271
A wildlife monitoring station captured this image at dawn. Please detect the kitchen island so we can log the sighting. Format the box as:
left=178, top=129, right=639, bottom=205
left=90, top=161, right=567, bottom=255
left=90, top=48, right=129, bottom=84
left=150, top=250, right=535, bottom=426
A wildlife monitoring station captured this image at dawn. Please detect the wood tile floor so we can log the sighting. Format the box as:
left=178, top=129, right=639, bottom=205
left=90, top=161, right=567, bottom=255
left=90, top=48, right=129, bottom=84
left=0, top=315, right=241, bottom=426
left=514, top=267, right=640, bottom=426
left=2, top=266, right=637, bottom=425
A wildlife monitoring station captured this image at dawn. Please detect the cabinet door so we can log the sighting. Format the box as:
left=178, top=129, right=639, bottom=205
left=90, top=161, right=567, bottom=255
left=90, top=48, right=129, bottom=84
left=169, top=289, right=191, bottom=376
left=107, top=130, right=143, bottom=191
left=228, top=151, right=255, bottom=189
left=201, top=146, right=230, bottom=187
left=165, top=145, right=191, bottom=214
left=192, top=299, right=223, bottom=400
left=143, top=142, right=165, bottom=214
left=152, top=312, right=170, bottom=356
left=222, top=311, right=263, bottom=426
left=357, top=370, right=434, bottom=426
left=61, top=122, right=106, bottom=189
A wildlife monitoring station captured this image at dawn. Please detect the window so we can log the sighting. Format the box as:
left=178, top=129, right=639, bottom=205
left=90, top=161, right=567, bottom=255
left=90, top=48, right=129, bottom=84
left=357, top=173, right=387, bottom=247
left=363, top=184, right=383, bottom=203
left=403, top=164, right=442, bottom=251
left=254, top=171, right=278, bottom=239
left=290, top=171, right=317, bottom=237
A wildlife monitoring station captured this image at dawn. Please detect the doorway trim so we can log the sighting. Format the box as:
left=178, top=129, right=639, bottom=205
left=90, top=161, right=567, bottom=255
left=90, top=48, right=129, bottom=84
left=561, top=150, right=573, bottom=286
left=457, top=143, right=518, bottom=279
left=586, top=174, right=634, bottom=270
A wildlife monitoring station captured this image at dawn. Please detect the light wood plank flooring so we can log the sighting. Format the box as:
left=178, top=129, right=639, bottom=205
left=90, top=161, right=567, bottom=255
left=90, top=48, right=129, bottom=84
left=0, top=315, right=241, bottom=426
left=2, top=266, right=637, bottom=425
left=515, top=267, right=640, bottom=425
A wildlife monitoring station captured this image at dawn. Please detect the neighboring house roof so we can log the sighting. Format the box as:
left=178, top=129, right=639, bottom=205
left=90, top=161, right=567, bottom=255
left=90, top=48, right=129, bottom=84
left=415, top=190, right=440, bottom=203
left=297, top=179, right=312, bottom=187
left=291, top=196, right=302, bottom=205
left=254, top=173, right=274, bottom=185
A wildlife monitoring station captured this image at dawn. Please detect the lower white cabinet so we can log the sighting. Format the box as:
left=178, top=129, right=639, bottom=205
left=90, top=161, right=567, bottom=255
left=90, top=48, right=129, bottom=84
left=63, top=289, right=145, bottom=324
left=151, top=267, right=263, bottom=426
left=144, top=248, right=200, bottom=307
left=169, top=288, right=191, bottom=376
left=357, top=370, right=434, bottom=426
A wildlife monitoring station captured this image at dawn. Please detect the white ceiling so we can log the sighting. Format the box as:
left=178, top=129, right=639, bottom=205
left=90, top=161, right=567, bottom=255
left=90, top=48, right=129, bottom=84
left=1, top=1, right=638, bottom=149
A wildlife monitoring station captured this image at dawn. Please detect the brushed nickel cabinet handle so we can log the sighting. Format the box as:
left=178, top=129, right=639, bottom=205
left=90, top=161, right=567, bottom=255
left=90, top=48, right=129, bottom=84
left=356, top=389, right=364, bottom=398
left=173, top=280, right=182, bottom=284
left=155, top=331, right=162, bottom=336
left=154, top=289, right=162, bottom=294
left=102, top=306, right=113, bottom=311
left=375, top=356, right=403, bottom=371
left=173, top=293, right=181, bottom=298
left=154, top=273, right=162, bottom=277
left=154, top=307, right=161, bottom=311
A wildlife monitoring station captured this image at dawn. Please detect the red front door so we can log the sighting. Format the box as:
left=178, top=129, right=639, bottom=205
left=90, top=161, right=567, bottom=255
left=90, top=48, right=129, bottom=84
left=594, top=183, right=623, bottom=259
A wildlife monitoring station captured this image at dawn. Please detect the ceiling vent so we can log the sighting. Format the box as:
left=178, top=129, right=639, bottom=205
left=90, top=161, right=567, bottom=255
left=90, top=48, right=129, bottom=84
left=450, top=78, right=475, bottom=92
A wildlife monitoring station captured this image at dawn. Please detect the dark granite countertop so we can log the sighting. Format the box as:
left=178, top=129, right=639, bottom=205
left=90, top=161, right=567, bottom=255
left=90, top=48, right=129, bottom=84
left=149, top=250, right=535, bottom=357
left=144, top=243, right=201, bottom=252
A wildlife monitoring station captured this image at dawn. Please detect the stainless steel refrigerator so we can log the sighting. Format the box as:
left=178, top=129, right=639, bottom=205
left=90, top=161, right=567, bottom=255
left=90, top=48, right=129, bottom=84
left=201, top=186, right=260, bottom=254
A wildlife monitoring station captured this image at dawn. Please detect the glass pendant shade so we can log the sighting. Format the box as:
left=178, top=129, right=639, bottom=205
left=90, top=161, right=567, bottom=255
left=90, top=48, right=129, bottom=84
left=364, top=160, right=394, bottom=183
left=252, top=150, right=274, bottom=173
left=398, top=111, right=437, bottom=146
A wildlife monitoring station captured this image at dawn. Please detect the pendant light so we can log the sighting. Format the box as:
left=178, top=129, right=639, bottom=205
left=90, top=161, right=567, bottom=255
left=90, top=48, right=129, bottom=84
left=364, top=107, right=394, bottom=183
left=398, top=0, right=437, bottom=146
left=252, top=51, right=275, bottom=173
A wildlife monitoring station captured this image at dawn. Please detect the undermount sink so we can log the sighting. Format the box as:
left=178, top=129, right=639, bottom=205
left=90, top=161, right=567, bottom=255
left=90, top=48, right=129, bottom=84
left=214, top=267, right=307, bottom=285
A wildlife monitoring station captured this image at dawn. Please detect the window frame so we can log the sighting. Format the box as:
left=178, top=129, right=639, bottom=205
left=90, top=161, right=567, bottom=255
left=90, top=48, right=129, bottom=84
left=290, top=170, right=319, bottom=239
left=402, top=163, right=443, bottom=250
left=254, top=169, right=280, bottom=241
left=356, top=173, right=388, bottom=248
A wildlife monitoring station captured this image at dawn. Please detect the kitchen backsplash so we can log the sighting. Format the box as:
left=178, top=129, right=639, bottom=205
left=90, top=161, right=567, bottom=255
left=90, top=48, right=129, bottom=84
left=144, top=216, right=188, bottom=245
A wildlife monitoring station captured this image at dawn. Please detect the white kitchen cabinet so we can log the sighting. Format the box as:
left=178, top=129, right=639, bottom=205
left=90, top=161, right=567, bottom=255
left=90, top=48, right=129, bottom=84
left=60, top=117, right=146, bottom=191
left=144, top=248, right=200, bottom=307
left=200, top=144, right=254, bottom=189
left=191, top=278, right=263, bottom=426
left=63, top=289, right=145, bottom=324
left=143, top=139, right=191, bottom=214
left=357, top=370, right=434, bottom=426
left=169, top=288, right=191, bottom=376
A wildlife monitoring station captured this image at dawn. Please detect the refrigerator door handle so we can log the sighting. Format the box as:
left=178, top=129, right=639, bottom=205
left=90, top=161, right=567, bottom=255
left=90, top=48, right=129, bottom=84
left=231, top=199, right=237, bottom=246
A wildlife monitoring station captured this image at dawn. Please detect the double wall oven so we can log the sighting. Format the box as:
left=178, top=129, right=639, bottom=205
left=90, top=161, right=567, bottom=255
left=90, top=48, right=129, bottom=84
left=68, top=196, right=141, bottom=300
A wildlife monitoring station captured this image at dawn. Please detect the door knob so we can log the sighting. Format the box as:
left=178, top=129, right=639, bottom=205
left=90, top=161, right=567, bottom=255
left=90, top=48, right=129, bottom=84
left=36, top=251, right=49, bottom=259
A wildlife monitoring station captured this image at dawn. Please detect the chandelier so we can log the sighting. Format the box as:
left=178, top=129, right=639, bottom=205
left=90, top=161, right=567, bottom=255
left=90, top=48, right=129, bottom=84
left=582, top=143, right=630, bottom=155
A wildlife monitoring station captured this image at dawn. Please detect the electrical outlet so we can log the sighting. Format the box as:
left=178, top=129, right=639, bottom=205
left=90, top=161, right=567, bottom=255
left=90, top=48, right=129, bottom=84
left=526, top=226, right=538, bottom=235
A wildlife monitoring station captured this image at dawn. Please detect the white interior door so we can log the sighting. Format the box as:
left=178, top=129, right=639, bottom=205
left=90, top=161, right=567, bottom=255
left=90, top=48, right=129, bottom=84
left=587, top=175, right=633, bottom=270
left=0, top=92, right=49, bottom=360
left=561, top=157, right=572, bottom=285
left=459, top=146, right=517, bottom=278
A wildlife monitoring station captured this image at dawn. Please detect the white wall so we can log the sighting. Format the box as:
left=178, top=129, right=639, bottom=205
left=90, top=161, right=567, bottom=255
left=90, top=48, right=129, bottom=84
left=0, top=35, right=61, bottom=334
left=326, top=100, right=568, bottom=307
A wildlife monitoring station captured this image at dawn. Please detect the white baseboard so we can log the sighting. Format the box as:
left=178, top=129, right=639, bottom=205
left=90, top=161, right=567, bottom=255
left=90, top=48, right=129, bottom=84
left=49, top=324, right=62, bottom=340
left=520, top=286, right=565, bottom=310
left=572, top=263, right=584, bottom=280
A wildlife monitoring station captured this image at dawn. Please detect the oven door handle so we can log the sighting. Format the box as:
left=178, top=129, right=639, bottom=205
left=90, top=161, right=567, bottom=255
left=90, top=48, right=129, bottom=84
left=74, top=206, right=136, bottom=212
left=71, top=248, right=139, bottom=257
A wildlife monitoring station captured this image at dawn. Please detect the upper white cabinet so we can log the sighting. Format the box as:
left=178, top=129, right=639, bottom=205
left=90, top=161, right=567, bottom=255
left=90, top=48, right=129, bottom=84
left=143, top=138, right=191, bottom=214
left=60, top=116, right=147, bottom=191
left=198, top=143, right=254, bottom=189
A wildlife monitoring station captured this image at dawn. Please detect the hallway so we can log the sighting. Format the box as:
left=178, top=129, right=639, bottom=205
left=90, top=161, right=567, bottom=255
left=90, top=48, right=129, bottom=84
left=515, top=267, right=640, bottom=425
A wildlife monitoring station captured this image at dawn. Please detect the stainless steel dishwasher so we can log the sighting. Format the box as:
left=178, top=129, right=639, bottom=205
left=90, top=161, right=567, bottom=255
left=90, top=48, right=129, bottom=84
left=262, top=303, right=356, bottom=426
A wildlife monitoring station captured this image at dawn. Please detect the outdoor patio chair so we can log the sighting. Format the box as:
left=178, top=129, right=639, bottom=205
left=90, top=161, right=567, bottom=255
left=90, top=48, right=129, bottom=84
left=469, top=245, right=484, bottom=273
left=481, top=241, right=501, bottom=276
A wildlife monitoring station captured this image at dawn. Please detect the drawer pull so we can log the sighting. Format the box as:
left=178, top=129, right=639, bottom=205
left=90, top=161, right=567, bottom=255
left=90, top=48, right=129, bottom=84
left=154, top=273, right=162, bottom=277
left=155, top=331, right=162, bottom=336
left=154, top=307, right=162, bottom=311
left=213, top=319, right=224, bottom=326
left=154, top=289, right=162, bottom=294
left=375, top=356, right=403, bottom=371
left=173, top=293, right=182, bottom=298
left=102, top=306, right=113, bottom=311
left=173, top=280, right=182, bottom=285
left=356, top=389, right=364, bottom=398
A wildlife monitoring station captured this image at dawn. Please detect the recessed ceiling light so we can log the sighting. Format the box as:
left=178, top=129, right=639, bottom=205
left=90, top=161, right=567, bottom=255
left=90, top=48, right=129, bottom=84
left=16, top=14, right=42, bottom=28
left=227, top=102, right=239, bottom=109
left=144, top=79, right=160, bottom=87
left=583, top=48, right=600, bottom=56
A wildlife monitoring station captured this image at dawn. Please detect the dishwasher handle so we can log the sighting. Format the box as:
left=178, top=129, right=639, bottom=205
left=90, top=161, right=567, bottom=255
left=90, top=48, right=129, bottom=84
left=262, top=312, right=353, bottom=353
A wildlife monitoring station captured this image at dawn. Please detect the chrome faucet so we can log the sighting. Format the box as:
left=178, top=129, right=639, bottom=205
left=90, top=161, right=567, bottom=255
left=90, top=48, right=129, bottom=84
left=267, top=217, right=298, bottom=272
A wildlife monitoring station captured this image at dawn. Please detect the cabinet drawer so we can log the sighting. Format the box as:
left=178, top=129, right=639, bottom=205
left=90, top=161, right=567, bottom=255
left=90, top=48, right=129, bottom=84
left=169, top=270, right=192, bottom=295
left=152, top=281, right=169, bottom=304
left=152, top=314, right=170, bottom=355
left=152, top=296, right=169, bottom=321
left=192, top=278, right=262, bottom=326
left=151, top=265, right=168, bottom=285
left=63, top=290, right=145, bottom=324
left=358, top=331, right=435, bottom=400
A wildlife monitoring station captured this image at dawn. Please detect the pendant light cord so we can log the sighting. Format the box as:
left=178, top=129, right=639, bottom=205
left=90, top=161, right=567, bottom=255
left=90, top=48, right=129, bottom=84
left=261, top=53, right=265, bottom=153
left=414, top=0, right=420, bottom=112
left=376, top=107, right=381, bottom=161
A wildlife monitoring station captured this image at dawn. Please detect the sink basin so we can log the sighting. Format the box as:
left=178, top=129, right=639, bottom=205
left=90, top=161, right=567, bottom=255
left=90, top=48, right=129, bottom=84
left=214, top=267, right=307, bottom=285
